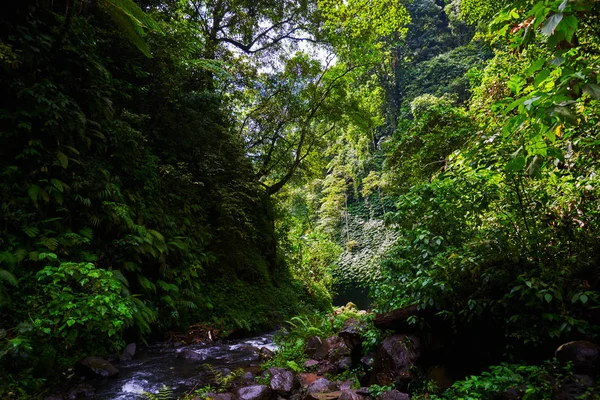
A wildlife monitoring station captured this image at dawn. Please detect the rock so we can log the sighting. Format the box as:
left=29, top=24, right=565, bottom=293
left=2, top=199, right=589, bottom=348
left=179, top=349, right=205, bottom=361
left=325, top=336, right=352, bottom=371
left=206, top=393, right=234, bottom=400
left=235, top=385, right=272, bottom=400
left=296, top=373, right=321, bottom=389
left=45, top=396, right=64, bottom=400
left=339, top=319, right=366, bottom=350
left=304, top=359, right=320, bottom=368
left=339, top=390, right=365, bottom=400
left=555, top=341, right=600, bottom=373
left=377, top=390, right=410, bottom=400
left=268, top=368, right=297, bottom=396
left=121, top=343, right=136, bottom=361
left=306, top=336, right=330, bottom=360
left=67, top=383, right=95, bottom=399
left=307, top=378, right=337, bottom=394
left=552, top=374, right=595, bottom=400
left=374, top=305, right=433, bottom=332
left=316, top=361, right=339, bottom=375
left=77, top=356, right=119, bottom=378
left=337, top=357, right=353, bottom=371
left=260, top=347, right=276, bottom=360
left=304, top=392, right=343, bottom=400
left=370, top=335, right=420, bottom=386
left=502, top=387, right=524, bottom=400
left=338, top=381, right=354, bottom=391
left=243, top=371, right=256, bottom=384
left=360, top=353, right=375, bottom=368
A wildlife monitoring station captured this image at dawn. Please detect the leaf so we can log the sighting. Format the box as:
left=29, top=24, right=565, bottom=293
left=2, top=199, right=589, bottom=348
left=583, top=84, right=600, bottom=100
left=546, top=105, right=577, bottom=124
left=541, top=13, right=563, bottom=36
left=505, top=155, right=526, bottom=172
left=544, top=293, right=552, bottom=303
left=526, top=58, right=546, bottom=75
left=28, top=184, right=41, bottom=202
left=558, top=0, right=568, bottom=12
left=580, top=294, right=588, bottom=304
left=57, top=151, right=69, bottom=169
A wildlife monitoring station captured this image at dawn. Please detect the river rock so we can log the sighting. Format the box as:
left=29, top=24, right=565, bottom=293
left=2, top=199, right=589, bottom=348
left=370, top=335, right=420, bottom=386
left=179, top=349, right=205, bottom=361
left=339, top=319, right=365, bottom=350
left=360, top=353, right=375, bottom=368
left=304, top=392, right=343, bottom=400
left=377, top=390, right=410, bottom=400
left=67, top=383, right=95, bottom=399
left=205, top=393, right=234, bottom=400
left=260, top=347, right=276, bottom=360
left=268, top=367, right=297, bottom=395
left=77, top=356, right=119, bottom=378
left=235, top=385, right=271, bottom=400
left=552, top=374, right=595, bottom=400
left=316, top=361, right=339, bottom=375
left=121, top=343, right=136, bottom=361
left=555, top=341, right=600, bottom=373
left=306, top=336, right=330, bottom=360
left=339, top=390, right=365, bottom=400
left=296, top=373, right=320, bottom=389
left=307, top=378, right=337, bottom=394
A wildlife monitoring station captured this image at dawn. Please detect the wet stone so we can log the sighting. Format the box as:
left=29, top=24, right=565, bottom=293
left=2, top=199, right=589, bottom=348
left=235, top=385, right=272, bottom=400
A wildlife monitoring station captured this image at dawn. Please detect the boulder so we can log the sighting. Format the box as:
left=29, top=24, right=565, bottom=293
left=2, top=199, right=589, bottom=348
left=235, top=385, right=272, bottom=400
left=339, top=390, right=365, bottom=400
left=339, top=319, right=366, bottom=350
left=316, top=361, right=339, bottom=376
left=325, top=336, right=352, bottom=372
left=552, top=374, right=595, bottom=400
left=307, top=378, right=337, bottom=394
left=304, top=392, right=343, bottom=400
left=306, top=336, right=330, bottom=360
left=296, top=373, right=321, bottom=389
left=206, top=393, right=234, bottom=400
left=370, top=335, right=420, bottom=386
left=373, top=306, right=420, bottom=331
left=77, top=356, right=119, bottom=378
left=268, top=368, right=297, bottom=396
left=260, top=347, right=276, bottom=360
left=243, top=371, right=256, bottom=384
left=121, top=343, right=136, bottom=361
left=67, top=383, right=95, bottom=399
left=360, top=353, right=375, bottom=368
left=377, top=390, right=410, bottom=400
left=178, top=349, right=205, bottom=361
left=555, top=341, right=600, bottom=373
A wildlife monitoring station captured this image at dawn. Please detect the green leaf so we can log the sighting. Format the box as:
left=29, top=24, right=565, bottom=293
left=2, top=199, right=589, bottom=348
left=583, top=83, right=600, bottom=100
left=580, top=294, right=588, bottom=304
left=57, top=152, right=69, bottom=169
left=541, top=13, right=563, bottom=36
left=506, top=155, right=526, bottom=172
left=544, top=293, right=552, bottom=303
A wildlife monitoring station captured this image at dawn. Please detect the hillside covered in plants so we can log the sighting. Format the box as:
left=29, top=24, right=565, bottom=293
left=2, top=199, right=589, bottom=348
left=1, top=0, right=600, bottom=398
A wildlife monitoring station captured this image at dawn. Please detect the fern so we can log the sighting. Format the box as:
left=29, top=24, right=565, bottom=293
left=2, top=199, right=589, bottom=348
left=140, top=385, right=174, bottom=400
left=102, top=0, right=161, bottom=58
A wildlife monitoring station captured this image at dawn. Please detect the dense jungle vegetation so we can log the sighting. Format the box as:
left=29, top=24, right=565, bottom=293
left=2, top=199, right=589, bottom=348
left=1, top=0, right=600, bottom=397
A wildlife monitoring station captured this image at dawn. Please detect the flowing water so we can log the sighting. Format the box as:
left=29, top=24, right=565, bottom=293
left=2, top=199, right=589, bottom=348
left=89, top=334, right=277, bottom=399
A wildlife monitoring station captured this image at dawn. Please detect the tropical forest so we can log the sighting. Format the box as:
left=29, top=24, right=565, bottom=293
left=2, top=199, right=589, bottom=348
left=1, top=0, right=600, bottom=398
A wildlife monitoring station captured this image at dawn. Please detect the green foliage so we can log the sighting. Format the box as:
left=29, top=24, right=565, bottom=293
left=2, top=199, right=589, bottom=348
left=141, top=385, right=175, bottom=400
left=32, top=261, right=151, bottom=352
left=413, top=362, right=572, bottom=399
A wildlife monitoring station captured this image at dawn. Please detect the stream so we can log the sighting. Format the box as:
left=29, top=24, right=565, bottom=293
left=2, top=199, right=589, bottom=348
left=88, top=334, right=277, bottom=399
